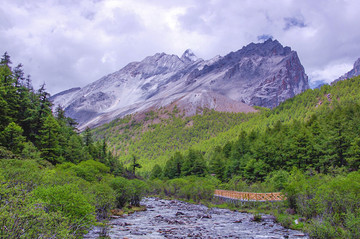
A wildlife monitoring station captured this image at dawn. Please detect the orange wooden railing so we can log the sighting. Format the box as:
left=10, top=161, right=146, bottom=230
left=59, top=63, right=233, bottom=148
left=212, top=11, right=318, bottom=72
left=214, top=189, right=286, bottom=201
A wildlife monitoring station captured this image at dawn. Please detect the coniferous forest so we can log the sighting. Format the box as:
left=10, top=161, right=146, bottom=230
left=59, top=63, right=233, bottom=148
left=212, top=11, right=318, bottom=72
left=0, top=53, right=148, bottom=238
left=1, top=52, right=360, bottom=238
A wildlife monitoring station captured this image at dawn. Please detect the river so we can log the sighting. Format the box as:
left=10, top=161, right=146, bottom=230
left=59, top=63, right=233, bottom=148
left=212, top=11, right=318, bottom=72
left=85, top=197, right=308, bottom=239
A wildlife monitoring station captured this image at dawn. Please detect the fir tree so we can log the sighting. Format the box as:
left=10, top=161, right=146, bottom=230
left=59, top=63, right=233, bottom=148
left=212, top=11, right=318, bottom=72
left=0, top=122, right=25, bottom=154
left=38, top=115, right=61, bottom=164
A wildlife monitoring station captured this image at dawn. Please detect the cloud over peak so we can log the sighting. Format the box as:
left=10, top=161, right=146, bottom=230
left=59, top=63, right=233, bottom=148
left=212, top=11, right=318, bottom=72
left=0, top=0, right=359, bottom=94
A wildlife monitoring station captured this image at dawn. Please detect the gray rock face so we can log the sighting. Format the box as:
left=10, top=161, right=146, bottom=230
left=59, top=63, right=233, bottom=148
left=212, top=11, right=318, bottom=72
left=50, top=39, right=309, bottom=130
left=332, top=57, right=360, bottom=84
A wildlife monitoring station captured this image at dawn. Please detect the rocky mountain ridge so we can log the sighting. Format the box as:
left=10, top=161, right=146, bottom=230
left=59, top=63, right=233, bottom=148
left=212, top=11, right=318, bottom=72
left=332, top=57, right=360, bottom=84
left=50, top=39, right=309, bottom=130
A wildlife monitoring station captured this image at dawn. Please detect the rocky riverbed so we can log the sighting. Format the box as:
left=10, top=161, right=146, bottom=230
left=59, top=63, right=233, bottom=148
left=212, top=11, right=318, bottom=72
left=85, top=198, right=308, bottom=239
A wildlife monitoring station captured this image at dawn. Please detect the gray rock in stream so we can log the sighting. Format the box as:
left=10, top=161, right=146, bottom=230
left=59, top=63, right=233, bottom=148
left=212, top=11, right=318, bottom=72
left=84, top=198, right=308, bottom=239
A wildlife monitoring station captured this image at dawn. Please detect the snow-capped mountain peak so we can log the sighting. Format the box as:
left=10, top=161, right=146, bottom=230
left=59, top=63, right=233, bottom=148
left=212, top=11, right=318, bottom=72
left=51, top=39, right=309, bottom=130
left=181, top=49, right=198, bottom=62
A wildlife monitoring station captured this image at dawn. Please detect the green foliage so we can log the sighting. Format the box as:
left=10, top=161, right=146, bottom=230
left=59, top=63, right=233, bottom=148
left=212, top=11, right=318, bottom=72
left=243, top=158, right=269, bottom=183
left=129, top=179, right=149, bottom=206
left=0, top=181, right=72, bottom=239
left=89, top=181, right=116, bottom=220
left=70, top=160, right=110, bottom=182
left=38, top=115, right=61, bottom=164
left=110, top=177, right=133, bottom=208
left=110, top=177, right=148, bottom=207
left=150, top=176, right=220, bottom=203
left=179, top=176, right=217, bottom=202
left=150, top=164, right=163, bottom=179
left=33, top=184, right=96, bottom=234
left=181, top=149, right=208, bottom=177
left=21, top=141, right=41, bottom=160
left=0, top=146, right=18, bottom=159
left=209, top=146, right=226, bottom=181
left=264, top=170, right=289, bottom=191
left=0, top=53, right=136, bottom=238
left=284, top=170, right=360, bottom=238
left=0, top=158, right=44, bottom=190
left=223, top=175, right=249, bottom=191
left=163, top=151, right=183, bottom=179
left=129, top=154, right=142, bottom=175
left=166, top=178, right=189, bottom=195
left=0, top=122, right=25, bottom=154
left=305, top=219, right=340, bottom=239
left=92, top=108, right=255, bottom=172
left=0, top=159, right=87, bottom=238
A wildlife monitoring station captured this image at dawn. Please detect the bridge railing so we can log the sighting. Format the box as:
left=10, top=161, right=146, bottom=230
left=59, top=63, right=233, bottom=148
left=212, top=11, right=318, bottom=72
left=214, top=189, right=286, bottom=202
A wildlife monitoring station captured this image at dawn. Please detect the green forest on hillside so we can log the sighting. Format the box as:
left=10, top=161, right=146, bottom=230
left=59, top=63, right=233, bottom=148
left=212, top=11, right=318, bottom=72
left=92, top=106, right=258, bottom=172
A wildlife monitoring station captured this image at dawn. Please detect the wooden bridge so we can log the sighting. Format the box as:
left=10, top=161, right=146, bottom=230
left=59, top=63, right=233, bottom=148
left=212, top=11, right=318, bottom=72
left=214, top=189, right=286, bottom=202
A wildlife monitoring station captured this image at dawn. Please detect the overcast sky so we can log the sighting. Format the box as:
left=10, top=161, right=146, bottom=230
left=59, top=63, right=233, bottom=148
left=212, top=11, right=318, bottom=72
left=1, top=0, right=360, bottom=94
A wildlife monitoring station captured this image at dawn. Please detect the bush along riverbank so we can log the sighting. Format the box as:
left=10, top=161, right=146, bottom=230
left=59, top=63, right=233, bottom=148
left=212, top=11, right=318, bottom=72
left=0, top=155, right=152, bottom=238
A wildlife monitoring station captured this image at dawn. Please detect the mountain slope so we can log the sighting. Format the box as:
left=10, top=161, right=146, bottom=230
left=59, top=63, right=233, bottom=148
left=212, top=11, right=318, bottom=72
left=51, top=39, right=309, bottom=130
left=92, top=107, right=259, bottom=172
left=92, top=76, right=360, bottom=174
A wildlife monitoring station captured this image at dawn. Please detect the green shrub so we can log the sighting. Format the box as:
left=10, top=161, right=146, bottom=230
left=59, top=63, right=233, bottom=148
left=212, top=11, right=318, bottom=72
left=305, top=219, right=339, bottom=239
left=69, top=160, right=110, bottom=182
left=0, top=146, right=18, bottom=159
left=344, top=211, right=360, bottom=239
left=265, top=170, right=289, bottom=191
left=177, top=176, right=217, bottom=202
left=33, top=184, right=96, bottom=235
left=224, top=175, right=249, bottom=191
left=0, top=158, right=44, bottom=191
left=166, top=178, right=189, bottom=196
left=110, top=177, right=133, bottom=208
left=150, top=164, right=163, bottom=179
left=130, top=179, right=149, bottom=206
left=147, top=178, right=166, bottom=195
left=252, top=213, right=262, bottom=222
left=0, top=182, right=72, bottom=238
left=285, top=170, right=360, bottom=238
left=90, top=181, right=116, bottom=220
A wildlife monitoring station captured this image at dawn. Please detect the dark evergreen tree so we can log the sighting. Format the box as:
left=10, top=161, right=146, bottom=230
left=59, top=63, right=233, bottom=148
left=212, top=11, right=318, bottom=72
left=163, top=152, right=183, bottom=179
left=209, top=146, right=225, bottom=180
left=130, top=154, right=141, bottom=175
left=150, top=164, right=163, bottom=179
left=0, top=52, right=12, bottom=67
left=181, top=149, right=207, bottom=177
left=0, top=122, right=25, bottom=154
left=38, top=115, right=61, bottom=164
left=346, top=137, right=360, bottom=171
left=13, top=63, right=25, bottom=87
left=84, top=127, right=93, bottom=147
left=65, top=135, right=85, bottom=163
left=323, top=105, right=351, bottom=168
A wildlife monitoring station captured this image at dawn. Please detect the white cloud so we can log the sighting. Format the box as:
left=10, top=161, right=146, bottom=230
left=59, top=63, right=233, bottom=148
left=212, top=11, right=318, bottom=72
left=309, top=63, right=353, bottom=84
left=0, top=0, right=359, bottom=94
